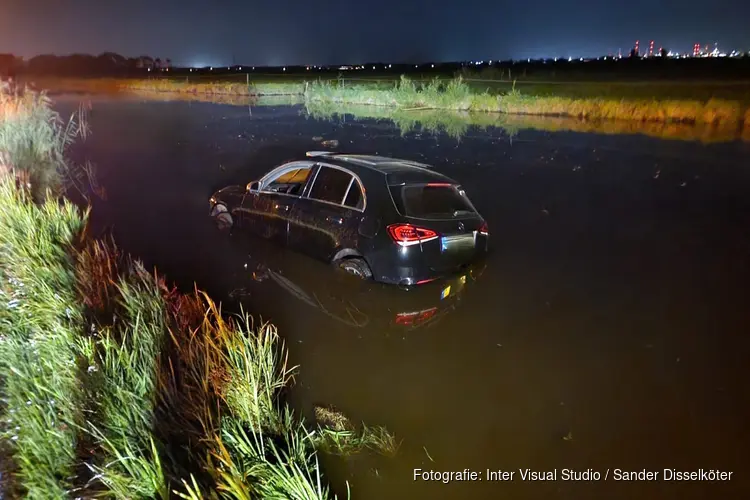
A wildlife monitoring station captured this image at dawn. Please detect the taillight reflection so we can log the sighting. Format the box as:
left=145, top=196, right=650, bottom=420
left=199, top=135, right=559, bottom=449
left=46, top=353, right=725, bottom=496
left=394, top=307, right=438, bottom=327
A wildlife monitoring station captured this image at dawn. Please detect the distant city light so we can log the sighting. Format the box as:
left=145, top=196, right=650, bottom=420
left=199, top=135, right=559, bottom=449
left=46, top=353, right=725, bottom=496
left=388, top=64, right=392, bottom=68
left=283, top=67, right=286, bottom=71
left=568, top=57, right=572, bottom=62
left=209, top=67, right=213, bottom=70
left=373, top=66, right=376, bottom=69
left=431, top=64, right=434, bottom=68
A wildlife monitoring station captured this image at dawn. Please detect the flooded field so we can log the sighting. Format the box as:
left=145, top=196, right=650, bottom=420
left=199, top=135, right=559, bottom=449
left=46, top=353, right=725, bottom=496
left=57, top=96, right=750, bottom=499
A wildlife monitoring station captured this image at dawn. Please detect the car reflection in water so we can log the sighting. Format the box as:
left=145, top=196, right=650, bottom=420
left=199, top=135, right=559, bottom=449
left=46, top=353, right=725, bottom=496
left=227, top=232, right=487, bottom=332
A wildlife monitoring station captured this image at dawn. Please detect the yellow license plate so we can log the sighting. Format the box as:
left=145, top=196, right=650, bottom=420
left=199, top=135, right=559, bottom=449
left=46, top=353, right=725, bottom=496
left=441, top=285, right=451, bottom=300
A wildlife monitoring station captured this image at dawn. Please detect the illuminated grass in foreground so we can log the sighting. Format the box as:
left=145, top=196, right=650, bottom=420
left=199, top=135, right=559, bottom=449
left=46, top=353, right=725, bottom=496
left=0, top=83, right=396, bottom=499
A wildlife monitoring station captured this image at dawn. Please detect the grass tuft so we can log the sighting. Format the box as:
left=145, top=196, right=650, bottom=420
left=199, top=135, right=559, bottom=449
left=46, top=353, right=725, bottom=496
left=0, top=81, right=90, bottom=200
left=83, top=262, right=169, bottom=498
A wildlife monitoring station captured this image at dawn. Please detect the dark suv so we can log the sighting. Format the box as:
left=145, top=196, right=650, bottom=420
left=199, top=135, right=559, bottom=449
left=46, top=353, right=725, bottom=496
left=209, top=152, right=489, bottom=286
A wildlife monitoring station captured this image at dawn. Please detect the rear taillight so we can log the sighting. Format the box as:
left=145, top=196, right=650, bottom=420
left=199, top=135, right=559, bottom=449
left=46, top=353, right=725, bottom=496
left=387, top=224, right=439, bottom=246
left=394, top=307, right=438, bottom=327
left=478, top=221, right=489, bottom=236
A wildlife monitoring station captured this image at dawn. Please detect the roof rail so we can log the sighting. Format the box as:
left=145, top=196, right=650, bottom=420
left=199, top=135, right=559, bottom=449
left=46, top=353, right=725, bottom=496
left=306, top=151, right=336, bottom=158
left=397, top=159, right=433, bottom=169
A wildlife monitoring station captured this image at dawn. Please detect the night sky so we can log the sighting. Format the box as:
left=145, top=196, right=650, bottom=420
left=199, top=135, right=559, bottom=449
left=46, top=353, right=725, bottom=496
left=2, top=0, right=749, bottom=66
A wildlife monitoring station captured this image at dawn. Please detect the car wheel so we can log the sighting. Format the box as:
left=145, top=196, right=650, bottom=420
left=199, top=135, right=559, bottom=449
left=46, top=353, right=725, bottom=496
left=336, top=258, right=372, bottom=280
left=211, top=204, right=233, bottom=231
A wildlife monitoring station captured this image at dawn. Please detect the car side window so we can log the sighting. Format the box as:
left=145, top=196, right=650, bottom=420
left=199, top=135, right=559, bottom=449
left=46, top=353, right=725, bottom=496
left=343, top=180, right=364, bottom=210
left=308, top=167, right=354, bottom=205
left=265, top=167, right=312, bottom=196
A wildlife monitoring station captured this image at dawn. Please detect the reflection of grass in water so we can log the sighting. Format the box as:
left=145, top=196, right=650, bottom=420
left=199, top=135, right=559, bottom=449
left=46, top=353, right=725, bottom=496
left=305, top=100, right=473, bottom=140
left=305, top=101, right=748, bottom=144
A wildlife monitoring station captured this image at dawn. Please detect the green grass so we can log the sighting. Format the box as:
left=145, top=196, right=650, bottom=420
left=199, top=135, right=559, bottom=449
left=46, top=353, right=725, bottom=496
left=0, top=82, right=91, bottom=499
left=0, top=83, right=398, bottom=499
left=303, top=76, right=750, bottom=126
left=456, top=67, right=750, bottom=103
left=0, top=81, right=90, bottom=201
left=0, top=167, right=86, bottom=498
left=170, top=299, right=397, bottom=499
left=84, top=265, right=170, bottom=498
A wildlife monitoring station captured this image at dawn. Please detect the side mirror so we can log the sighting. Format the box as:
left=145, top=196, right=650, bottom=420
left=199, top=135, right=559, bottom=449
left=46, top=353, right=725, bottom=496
left=247, top=181, right=259, bottom=192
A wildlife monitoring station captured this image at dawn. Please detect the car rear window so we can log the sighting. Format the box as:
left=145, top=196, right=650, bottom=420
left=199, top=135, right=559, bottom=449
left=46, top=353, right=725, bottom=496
left=389, top=184, right=476, bottom=219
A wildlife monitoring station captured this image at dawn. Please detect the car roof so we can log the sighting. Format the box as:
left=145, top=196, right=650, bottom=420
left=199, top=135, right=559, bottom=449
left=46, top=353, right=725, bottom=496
left=305, top=152, right=457, bottom=185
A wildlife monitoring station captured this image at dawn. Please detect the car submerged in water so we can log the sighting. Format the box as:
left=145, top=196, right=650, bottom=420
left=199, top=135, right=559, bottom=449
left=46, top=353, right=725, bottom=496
left=209, top=152, right=489, bottom=286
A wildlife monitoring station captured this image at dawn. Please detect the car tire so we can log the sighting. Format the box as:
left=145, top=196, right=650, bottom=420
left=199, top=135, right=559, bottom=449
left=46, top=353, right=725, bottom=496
left=336, top=258, right=372, bottom=280
left=210, top=204, right=233, bottom=231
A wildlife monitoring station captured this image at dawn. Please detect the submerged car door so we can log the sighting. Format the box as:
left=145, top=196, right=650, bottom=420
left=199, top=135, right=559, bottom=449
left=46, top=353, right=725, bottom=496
left=238, top=164, right=314, bottom=246
left=288, top=164, right=366, bottom=262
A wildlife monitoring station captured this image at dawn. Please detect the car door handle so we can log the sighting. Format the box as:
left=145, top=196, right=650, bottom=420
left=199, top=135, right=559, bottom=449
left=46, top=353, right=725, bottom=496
left=326, top=216, right=344, bottom=224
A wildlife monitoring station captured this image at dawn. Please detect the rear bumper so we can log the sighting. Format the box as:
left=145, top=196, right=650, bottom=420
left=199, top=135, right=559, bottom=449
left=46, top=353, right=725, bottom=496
left=367, top=235, right=489, bottom=286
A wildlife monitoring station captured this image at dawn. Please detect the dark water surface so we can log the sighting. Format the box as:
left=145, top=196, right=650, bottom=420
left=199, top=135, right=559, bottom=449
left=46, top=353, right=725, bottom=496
left=57, top=97, right=750, bottom=499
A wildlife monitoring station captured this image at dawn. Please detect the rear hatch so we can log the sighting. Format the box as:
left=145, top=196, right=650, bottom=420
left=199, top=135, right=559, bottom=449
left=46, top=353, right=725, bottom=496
left=388, top=182, right=488, bottom=274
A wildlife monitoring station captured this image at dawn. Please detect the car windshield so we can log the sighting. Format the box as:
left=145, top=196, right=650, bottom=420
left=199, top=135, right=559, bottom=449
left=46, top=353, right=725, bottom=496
left=389, top=184, right=477, bottom=219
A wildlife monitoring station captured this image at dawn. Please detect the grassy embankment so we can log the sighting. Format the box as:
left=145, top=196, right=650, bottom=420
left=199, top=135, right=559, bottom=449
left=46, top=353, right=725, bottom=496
left=24, top=76, right=306, bottom=97
left=0, top=82, right=396, bottom=499
left=303, top=76, right=750, bottom=128
left=29, top=73, right=750, bottom=137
